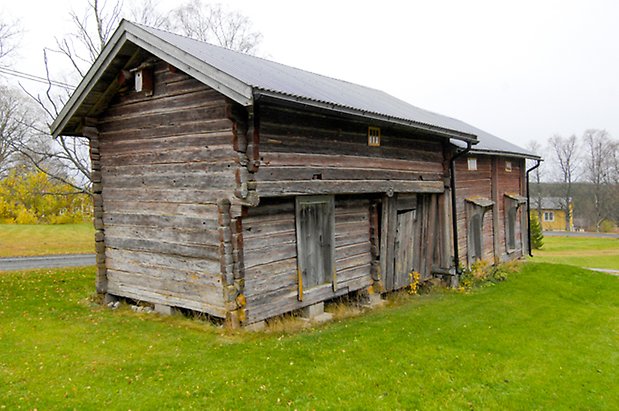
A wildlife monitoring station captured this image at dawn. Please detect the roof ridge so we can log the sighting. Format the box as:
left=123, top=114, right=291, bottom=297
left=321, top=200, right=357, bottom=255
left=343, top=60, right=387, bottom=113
left=131, top=20, right=385, bottom=92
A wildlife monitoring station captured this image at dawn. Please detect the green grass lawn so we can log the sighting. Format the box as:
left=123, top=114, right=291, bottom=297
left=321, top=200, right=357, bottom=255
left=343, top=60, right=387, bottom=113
left=532, top=236, right=619, bottom=270
left=0, top=223, right=94, bottom=257
left=1, top=263, right=617, bottom=409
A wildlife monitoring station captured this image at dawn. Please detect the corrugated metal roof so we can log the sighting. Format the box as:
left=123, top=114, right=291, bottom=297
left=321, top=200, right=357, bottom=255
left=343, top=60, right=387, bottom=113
left=53, top=19, right=541, bottom=160
left=450, top=124, right=540, bottom=159
left=136, top=23, right=478, bottom=140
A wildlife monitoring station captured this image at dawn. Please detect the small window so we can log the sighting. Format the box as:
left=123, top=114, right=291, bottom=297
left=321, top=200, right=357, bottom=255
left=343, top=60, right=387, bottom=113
left=467, top=157, right=477, bottom=171
left=295, top=196, right=336, bottom=300
left=505, top=161, right=512, bottom=172
left=368, top=126, right=381, bottom=147
left=543, top=211, right=554, bottom=222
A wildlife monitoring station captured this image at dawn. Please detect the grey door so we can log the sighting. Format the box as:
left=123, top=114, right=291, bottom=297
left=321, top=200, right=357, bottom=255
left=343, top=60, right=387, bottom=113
left=295, top=196, right=335, bottom=299
left=381, top=194, right=417, bottom=291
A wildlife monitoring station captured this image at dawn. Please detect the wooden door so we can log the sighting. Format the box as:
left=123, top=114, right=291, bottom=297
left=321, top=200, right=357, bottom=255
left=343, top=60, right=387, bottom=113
left=381, top=194, right=417, bottom=291
left=295, top=196, right=335, bottom=299
left=394, top=208, right=416, bottom=289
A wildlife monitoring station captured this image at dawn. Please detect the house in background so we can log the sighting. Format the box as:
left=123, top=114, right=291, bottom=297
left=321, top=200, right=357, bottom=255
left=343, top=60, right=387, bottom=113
left=536, top=197, right=574, bottom=231
left=51, top=20, right=539, bottom=327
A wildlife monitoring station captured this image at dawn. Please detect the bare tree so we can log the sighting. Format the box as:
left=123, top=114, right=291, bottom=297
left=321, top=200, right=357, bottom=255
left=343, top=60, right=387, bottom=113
left=127, top=0, right=170, bottom=30
left=171, top=0, right=262, bottom=54
left=548, top=134, right=579, bottom=231
left=21, top=0, right=263, bottom=194
left=0, top=86, right=37, bottom=176
left=0, top=14, right=20, bottom=63
left=16, top=0, right=124, bottom=194
left=52, top=0, right=124, bottom=79
left=581, top=129, right=618, bottom=231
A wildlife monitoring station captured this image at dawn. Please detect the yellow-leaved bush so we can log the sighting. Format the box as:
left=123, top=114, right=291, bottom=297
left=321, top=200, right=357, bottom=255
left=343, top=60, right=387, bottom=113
left=0, top=167, right=92, bottom=224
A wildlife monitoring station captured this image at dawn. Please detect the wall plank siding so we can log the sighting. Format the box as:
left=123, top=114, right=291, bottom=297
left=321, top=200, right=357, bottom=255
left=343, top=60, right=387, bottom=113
left=455, top=155, right=526, bottom=265
left=98, top=60, right=237, bottom=317
left=254, top=105, right=446, bottom=197
left=243, top=196, right=372, bottom=324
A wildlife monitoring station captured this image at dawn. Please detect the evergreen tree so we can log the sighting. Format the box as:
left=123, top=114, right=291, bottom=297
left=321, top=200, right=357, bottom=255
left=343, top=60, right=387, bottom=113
left=530, top=213, right=544, bottom=250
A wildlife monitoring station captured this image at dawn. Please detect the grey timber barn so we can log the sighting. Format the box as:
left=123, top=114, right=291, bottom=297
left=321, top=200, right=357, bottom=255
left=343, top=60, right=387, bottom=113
left=52, top=20, right=540, bottom=327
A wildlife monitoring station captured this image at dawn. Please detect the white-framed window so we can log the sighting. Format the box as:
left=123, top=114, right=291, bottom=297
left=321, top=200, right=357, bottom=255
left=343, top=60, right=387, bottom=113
left=505, top=161, right=512, bottom=172
left=543, top=211, right=555, bottom=222
left=295, top=195, right=336, bottom=300
left=467, top=157, right=477, bottom=171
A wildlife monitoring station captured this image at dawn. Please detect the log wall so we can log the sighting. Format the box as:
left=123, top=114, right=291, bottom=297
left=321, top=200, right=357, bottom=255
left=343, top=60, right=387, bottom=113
left=496, top=157, right=526, bottom=258
left=255, top=104, right=446, bottom=196
left=97, top=61, right=238, bottom=317
left=455, top=155, right=526, bottom=264
left=455, top=156, right=495, bottom=262
left=242, top=196, right=372, bottom=324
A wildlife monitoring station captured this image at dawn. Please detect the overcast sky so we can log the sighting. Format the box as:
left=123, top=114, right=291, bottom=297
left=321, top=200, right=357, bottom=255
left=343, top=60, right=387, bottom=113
left=2, top=0, right=618, bottom=152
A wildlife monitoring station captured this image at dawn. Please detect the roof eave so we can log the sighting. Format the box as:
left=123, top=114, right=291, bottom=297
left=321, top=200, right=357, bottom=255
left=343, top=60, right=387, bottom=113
left=254, top=90, right=478, bottom=143
left=51, top=23, right=131, bottom=137
left=51, top=20, right=254, bottom=138
left=469, top=148, right=542, bottom=161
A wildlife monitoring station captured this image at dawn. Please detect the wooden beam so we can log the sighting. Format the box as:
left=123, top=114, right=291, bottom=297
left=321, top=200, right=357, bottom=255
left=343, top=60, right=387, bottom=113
left=256, top=180, right=444, bottom=197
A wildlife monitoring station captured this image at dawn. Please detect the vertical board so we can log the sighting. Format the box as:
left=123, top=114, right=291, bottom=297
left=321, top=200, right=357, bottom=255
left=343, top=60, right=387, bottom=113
left=295, top=196, right=335, bottom=293
left=394, top=209, right=415, bottom=289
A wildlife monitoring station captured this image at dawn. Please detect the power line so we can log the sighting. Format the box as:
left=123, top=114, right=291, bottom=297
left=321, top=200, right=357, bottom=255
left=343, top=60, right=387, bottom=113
left=0, top=66, right=76, bottom=89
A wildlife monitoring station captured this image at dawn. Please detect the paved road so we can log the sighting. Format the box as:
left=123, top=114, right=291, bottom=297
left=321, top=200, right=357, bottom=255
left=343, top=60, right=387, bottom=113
left=0, top=254, right=96, bottom=271
left=543, top=231, right=619, bottom=239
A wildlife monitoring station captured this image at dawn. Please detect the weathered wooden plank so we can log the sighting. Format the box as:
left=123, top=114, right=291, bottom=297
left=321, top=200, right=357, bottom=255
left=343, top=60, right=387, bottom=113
left=256, top=180, right=444, bottom=197
left=105, top=236, right=221, bottom=260
left=101, top=160, right=234, bottom=178
left=243, top=218, right=295, bottom=239
left=105, top=225, right=220, bottom=247
left=263, top=152, right=444, bottom=173
left=336, top=251, right=372, bottom=271
left=102, top=88, right=226, bottom=119
left=99, top=104, right=228, bottom=134
left=102, top=187, right=231, bottom=203
left=243, top=243, right=297, bottom=269
left=103, top=212, right=220, bottom=230
left=335, top=241, right=371, bottom=261
left=245, top=275, right=372, bottom=323
left=100, top=117, right=232, bottom=141
left=334, top=210, right=370, bottom=224
left=106, top=271, right=226, bottom=318
left=244, top=257, right=297, bottom=281
left=242, top=230, right=296, bottom=252
left=106, top=248, right=221, bottom=276
left=245, top=271, right=296, bottom=297
left=108, top=268, right=223, bottom=305
left=254, top=166, right=440, bottom=182
left=100, top=144, right=237, bottom=166
left=103, top=201, right=219, bottom=218
left=106, top=257, right=222, bottom=290
left=260, top=132, right=443, bottom=162
left=335, top=230, right=371, bottom=248
left=102, top=171, right=236, bottom=190
left=99, top=132, right=233, bottom=154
